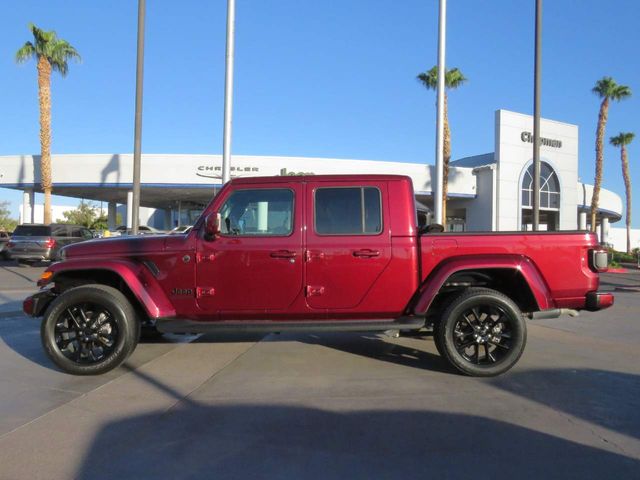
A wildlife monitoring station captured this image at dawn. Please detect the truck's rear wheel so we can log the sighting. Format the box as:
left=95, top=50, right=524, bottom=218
left=435, top=288, right=526, bottom=377
left=41, top=285, right=139, bottom=375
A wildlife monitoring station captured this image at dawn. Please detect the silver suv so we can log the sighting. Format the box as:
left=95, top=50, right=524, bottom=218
left=7, top=224, right=93, bottom=265
left=0, top=231, right=10, bottom=260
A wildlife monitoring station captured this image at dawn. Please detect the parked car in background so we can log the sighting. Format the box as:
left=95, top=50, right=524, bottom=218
left=0, top=231, right=11, bottom=260
left=7, top=224, right=93, bottom=265
left=110, top=225, right=164, bottom=236
left=169, top=225, right=193, bottom=235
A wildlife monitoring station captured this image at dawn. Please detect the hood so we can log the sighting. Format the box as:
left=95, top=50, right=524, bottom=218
left=64, top=235, right=167, bottom=258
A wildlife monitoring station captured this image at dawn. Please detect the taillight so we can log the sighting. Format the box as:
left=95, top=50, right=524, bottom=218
left=44, top=238, right=56, bottom=249
left=7, top=241, right=14, bottom=248
left=589, top=248, right=609, bottom=272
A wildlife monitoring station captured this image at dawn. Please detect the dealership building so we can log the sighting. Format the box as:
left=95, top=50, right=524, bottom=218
left=0, top=110, right=628, bottom=245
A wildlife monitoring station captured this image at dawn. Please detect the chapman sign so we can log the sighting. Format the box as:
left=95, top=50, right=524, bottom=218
left=521, top=131, right=562, bottom=148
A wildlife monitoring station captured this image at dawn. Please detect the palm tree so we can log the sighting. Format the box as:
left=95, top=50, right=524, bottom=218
left=610, top=132, right=635, bottom=253
left=16, top=24, right=80, bottom=225
left=590, top=77, right=631, bottom=233
left=417, top=67, right=467, bottom=224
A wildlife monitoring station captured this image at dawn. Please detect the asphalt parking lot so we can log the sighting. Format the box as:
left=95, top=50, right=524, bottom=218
left=0, top=261, right=639, bottom=479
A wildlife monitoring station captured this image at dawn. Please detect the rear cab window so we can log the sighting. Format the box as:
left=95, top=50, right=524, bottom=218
left=314, top=187, right=382, bottom=235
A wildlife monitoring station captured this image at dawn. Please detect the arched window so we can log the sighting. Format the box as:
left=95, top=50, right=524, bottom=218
left=521, top=162, right=560, bottom=210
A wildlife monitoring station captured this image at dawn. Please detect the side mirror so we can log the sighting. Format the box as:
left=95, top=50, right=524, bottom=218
left=204, top=212, right=222, bottom=238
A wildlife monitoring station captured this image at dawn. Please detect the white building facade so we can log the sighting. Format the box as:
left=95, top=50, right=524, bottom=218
left=0, top=110, right=629, bottom=246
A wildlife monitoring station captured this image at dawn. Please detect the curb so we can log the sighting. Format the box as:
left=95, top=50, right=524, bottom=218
left=607, top=268, right=629, bottom=274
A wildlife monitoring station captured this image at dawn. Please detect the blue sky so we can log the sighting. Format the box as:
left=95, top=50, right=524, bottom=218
left=1, top=0, right=638, bottom=227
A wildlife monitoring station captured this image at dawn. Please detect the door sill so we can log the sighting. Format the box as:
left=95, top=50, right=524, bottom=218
left=156, top=317, right=425, bottom=334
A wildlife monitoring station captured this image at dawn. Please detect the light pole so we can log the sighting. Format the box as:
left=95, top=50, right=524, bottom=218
left=532, top=0, right=542, bottom=230
left=221, top=0, right=236, bottom=185
left=434, top=0, right=446, bottom=226
left=131, top=0, right=146, bottom=235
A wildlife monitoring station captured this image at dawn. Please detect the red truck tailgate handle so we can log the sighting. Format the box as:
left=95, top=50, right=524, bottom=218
left=353, top=249, right=380, bottom=258
left=270, top=250, right=297, bottom=259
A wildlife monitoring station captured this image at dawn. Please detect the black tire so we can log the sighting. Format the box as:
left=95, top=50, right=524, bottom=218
left=435, top=287, right=527, bottom=377
left=41, top=284, right=139, bottom=375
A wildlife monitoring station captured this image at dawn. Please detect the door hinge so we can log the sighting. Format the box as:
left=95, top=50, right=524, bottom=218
left=196, top=287, right=216, bottom=298
left=305, top=250, right=325, bottom=262
left=196, top=252, right=216, bottom=263
left=305, top=285, right=325, bottom=297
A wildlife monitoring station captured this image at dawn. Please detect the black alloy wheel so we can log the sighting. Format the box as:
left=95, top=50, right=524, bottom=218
left=435, top=288, right=527, bottom=377
left=41, top=285, right=139, bottom=375
left=54, top=303, right=119, bottom=364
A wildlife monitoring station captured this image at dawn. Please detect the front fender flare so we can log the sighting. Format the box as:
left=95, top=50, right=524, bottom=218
left=44, top=259, right=176, bottom=319
left=413, top=254, right=552, bottom=315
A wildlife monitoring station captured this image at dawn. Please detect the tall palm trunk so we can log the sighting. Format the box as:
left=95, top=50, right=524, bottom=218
left=591, top=97, right=609, bottom=233
left=442, top=92, right=450, bottom=225
left=621, top=144, right=632, bottom=253
left=37, top=56, right=52, bottom=225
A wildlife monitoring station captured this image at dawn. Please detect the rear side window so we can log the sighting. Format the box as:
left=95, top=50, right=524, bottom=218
left=315, top=187, right=382, bottom=235
left=52, top=226, right=69, bottom=237
left=219, top=188, right=294, bottom=236
left=12, top=226, right=51, bottom=236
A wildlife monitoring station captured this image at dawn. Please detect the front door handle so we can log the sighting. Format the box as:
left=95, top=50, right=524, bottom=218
left=353, top=249, right=380, bottom=258
left=270, top=250, right=297, bottom=259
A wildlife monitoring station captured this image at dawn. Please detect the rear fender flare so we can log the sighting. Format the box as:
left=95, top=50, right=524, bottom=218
left=46, top=259, right=176, bottom=319
left=413, top=254, right=552, bottom=315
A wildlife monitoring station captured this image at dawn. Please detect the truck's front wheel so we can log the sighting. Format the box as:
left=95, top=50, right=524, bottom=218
left=435, top=288, right=527, bottom=377
left=41, top=285, right=139, bottom=375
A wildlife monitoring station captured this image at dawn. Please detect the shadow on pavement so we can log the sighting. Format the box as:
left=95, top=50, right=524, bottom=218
left=74, top=401, right=638, bottom=479
left=0, top=315, right=57, bottom=371
left=490, top=368, right=640, bottom=440
left=296, top=332, right=454, bottom=374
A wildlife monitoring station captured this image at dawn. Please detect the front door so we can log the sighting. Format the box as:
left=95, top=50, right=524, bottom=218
left=304, top=181, right=391, bottom=310
left=196, top=184, right=304, bottom=316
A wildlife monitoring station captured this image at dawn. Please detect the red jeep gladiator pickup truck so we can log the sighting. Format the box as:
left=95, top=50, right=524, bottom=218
left=24, top=175, right=613, bottom=377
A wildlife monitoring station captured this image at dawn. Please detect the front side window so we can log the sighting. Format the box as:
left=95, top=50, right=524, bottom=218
left=315, top=187, right=382, bottom=235
left=219, top=188, right=294, bottom=236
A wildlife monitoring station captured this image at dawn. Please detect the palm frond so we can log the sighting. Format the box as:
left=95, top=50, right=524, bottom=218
left=417, top=66, right=467, bottom=91
left=16, top=23, right=80, bottom=75
left=15, top=41, right=36, bottom=63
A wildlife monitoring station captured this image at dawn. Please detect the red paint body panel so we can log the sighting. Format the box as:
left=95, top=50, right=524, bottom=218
left=418, top=231, right=600, bottom=310
left=46, top=258, right=176, bottom=318
left=33, top=174, right=609, bottom=324
left=414, top=254, right=552, bottom=313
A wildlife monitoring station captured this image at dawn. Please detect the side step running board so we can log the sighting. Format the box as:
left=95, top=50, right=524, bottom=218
left=156, top=317, right=425, bottom=335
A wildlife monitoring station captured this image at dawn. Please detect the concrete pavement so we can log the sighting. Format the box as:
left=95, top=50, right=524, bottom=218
left=0, top=265, right=639, bottom=479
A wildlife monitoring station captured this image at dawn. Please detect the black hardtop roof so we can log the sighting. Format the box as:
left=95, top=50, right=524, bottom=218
left=230, top=174, right=412, bottom=185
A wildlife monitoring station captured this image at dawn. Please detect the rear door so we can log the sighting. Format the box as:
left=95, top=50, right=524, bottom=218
left=304, top=181, right=391, bottom=310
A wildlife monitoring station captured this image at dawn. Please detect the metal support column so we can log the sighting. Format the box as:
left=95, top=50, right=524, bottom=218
left=532, top=0, right=542, bottom=230
left=434, top=0, right=446, bottom=225
left=221, top=0, right=236, bottom=185
left=131, top=0, right=146, bottom=235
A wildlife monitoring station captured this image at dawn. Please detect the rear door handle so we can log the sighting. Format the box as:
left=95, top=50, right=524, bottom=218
left=353, top=249, right=380, bottom=258
left=270, top=250, right=297, bottom=259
